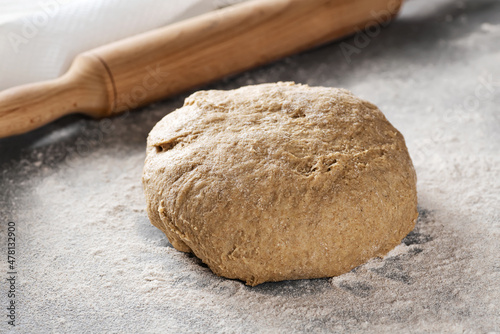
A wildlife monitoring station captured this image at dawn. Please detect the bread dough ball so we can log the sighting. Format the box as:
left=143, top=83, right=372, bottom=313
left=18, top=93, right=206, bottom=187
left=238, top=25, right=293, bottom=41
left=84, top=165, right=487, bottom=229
left=142, top=82, right=418, bottom=286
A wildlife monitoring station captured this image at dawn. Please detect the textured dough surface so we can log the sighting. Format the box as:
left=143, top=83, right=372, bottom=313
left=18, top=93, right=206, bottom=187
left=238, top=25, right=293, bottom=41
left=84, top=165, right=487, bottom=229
left=142, top=82, right=418, bottom=286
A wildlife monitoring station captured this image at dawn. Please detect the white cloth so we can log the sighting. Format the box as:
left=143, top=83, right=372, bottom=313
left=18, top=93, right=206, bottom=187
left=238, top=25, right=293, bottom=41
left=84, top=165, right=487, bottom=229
left=0, top=0, right=219, bottom=91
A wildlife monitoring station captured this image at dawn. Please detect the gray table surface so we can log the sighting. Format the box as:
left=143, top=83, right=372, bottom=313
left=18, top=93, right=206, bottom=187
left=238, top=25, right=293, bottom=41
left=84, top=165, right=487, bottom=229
left=1, top=0, right=499, bottom=333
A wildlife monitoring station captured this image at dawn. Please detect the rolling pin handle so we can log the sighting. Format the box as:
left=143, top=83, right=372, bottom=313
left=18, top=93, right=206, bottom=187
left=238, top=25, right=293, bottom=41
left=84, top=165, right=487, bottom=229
left=0, top=53, right=113, bottom=138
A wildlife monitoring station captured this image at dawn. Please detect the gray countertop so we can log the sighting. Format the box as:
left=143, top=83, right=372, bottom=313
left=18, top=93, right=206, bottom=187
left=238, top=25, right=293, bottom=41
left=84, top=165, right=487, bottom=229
left=1, top=0, right=499, bottom=333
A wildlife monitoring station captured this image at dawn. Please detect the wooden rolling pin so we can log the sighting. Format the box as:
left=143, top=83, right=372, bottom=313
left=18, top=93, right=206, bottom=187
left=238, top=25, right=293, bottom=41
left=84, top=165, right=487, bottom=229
left=0, top=0, right=402, bottom=138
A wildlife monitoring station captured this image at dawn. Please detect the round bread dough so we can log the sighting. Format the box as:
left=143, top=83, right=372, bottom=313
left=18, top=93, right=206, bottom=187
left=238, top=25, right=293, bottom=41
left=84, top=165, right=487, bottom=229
left=142, top=82, right=418, bottom=286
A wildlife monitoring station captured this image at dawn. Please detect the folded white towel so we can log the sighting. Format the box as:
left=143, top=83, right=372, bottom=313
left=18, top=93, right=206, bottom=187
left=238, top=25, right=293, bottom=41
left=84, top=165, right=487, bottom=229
left=0, top=0, right=220, bottom=90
